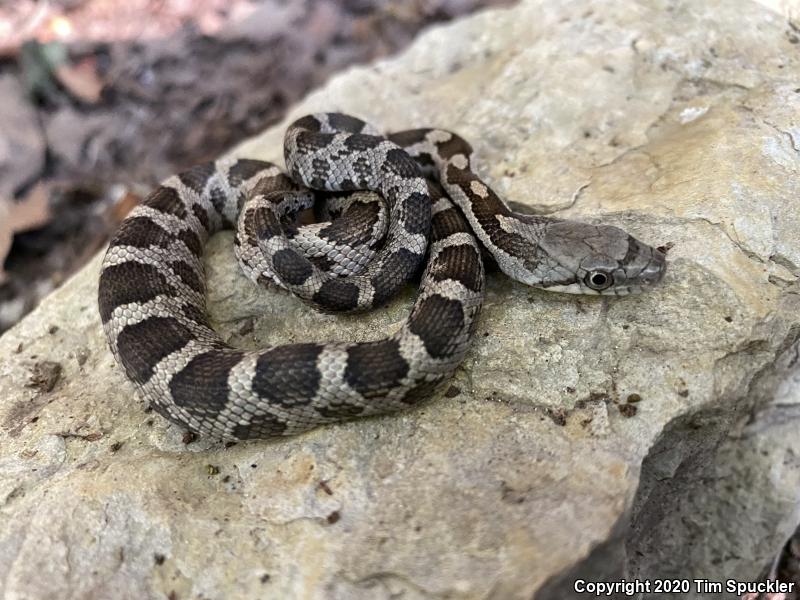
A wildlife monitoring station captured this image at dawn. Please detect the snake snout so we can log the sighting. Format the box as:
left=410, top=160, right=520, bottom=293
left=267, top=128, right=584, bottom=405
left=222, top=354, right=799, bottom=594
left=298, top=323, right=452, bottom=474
left=638, top=247, right=667, bottom=288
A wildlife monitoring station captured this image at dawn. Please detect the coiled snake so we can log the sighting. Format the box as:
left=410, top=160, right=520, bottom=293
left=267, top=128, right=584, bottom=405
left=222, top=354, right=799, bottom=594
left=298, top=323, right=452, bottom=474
left=98, top=113, right=666, bottom=440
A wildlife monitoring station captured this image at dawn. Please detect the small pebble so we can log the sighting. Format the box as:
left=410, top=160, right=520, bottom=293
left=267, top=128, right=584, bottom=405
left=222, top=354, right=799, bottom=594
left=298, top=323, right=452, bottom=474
left=546, top=408, right=568, bottom=426
left=444, top=385, right=460, bottom=398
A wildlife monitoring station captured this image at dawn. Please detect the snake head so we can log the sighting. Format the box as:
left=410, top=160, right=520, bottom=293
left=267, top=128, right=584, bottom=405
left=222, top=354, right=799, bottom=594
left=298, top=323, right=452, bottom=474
left=531, top=221, right=666, bottom=295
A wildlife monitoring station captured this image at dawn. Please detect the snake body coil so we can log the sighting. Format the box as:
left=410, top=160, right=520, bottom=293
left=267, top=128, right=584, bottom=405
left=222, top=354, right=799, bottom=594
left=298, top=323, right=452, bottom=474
left=98, top=113, right=666, bottom=440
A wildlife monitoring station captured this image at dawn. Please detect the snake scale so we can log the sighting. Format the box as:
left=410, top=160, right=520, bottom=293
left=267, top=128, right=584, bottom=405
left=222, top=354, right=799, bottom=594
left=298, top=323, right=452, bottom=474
left=98, top=113, right=666, bottom=440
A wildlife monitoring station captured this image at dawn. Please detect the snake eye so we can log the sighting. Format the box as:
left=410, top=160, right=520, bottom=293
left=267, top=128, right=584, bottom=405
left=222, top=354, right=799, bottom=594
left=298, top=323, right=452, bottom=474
left=585, top=271, right=612, bottom=291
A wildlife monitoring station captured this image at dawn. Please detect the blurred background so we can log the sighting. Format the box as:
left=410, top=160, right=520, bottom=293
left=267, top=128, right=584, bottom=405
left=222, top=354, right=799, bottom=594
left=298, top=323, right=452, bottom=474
left=0, top=0, right=513, bottom=334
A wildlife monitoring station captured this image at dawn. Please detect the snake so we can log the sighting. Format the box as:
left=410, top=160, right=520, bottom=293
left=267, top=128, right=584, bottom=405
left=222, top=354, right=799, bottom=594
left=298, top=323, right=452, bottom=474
left=98, top=113, right=666, bottom=440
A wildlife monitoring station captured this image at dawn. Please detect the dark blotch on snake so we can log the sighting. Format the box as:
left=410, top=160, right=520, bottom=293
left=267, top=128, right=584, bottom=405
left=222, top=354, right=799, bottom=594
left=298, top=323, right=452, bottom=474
left=228, top=159, right=271, bottom=187
left=170, top=350, right=244, bottom=414
left=461, top=195, right=533, bottom=260
left=318, top=202, right=380, bottom=248
left=110, top=216, right=173, bottom=250
left=430, top=207, right=465, bottom=241
left=370, top=247, right=422, bottom=307
left=98, top=262, right=176, bottom=323
left=436, top=134, right=473, bottom=161
left=116, top=317, right=193, bottom=385
left=178, top=162, right=215, bottom=194
left=291, top=114, right=323, bottom=132
left=295, top=131, right=336, bottom=156
left=381, top=148, right=422, bottom=179
left=168, top=260, right=204, bottom=294
left=426, top=179, right=447, bottom=202
left=252, top=344, right=323, bottom=408
left=240, top=207, right=258, bottom=241
left=181, top=303, right=210, bottom=329
left=192, top=204, right=210, bottom=231
left=345, top=339, right=409, bottom=399
left=309, top=254, right=335, bottom=272
left=272, top=249, right=313, bottom=286
left=431, top=244, right=483, bottom=292
left=250, top=172, right=298, bottom=197
left=326, top=113, right=368, bottom=133
left=313, top=279, right=361, bottom=311
left=289, top=164, right=304, bottom=184
left=386, top=129, right=429, bottom=147
left=314, top=401, right=366, bottom=419
left=232, top=412, right=287, bottom=438
left=351, top=155, right=373, bottom=183
left=207, top=184, right=233, bottom=227
left=178, top=228, right=203, bottom=257
left=491, top=223, right=535, bottom=261
left=252, top=206, right=280, bottom=241
left=408, top=294, right=466, bottom=359
left=310, top=157, right=332, bottom=189
left=147, top=187, right=187, bottom=219
left=402, top=192, right=431, bottom=235
left=445, top=162, right=473, bottom=186
left=344, top=133, right=382, bottom=151
left=414, top=152, right=437, bottom=171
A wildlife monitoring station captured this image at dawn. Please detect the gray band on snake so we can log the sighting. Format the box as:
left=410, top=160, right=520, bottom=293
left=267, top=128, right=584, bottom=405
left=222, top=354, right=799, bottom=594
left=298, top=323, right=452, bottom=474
left=98, top=113, right=666, bottom=440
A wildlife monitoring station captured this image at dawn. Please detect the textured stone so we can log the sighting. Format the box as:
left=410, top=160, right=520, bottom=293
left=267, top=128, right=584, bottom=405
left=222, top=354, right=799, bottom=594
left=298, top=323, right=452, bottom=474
left=1, top=0, right=800, bottom=598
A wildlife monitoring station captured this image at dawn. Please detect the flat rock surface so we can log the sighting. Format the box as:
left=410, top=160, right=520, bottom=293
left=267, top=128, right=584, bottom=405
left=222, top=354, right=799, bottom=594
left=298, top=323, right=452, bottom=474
left=1, top=1, right=800, bottom=598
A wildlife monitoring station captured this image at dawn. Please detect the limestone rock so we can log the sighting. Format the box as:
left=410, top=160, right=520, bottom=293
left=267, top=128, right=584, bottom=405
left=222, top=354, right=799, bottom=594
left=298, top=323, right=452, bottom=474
left=1, top=1, right=800, bottom=598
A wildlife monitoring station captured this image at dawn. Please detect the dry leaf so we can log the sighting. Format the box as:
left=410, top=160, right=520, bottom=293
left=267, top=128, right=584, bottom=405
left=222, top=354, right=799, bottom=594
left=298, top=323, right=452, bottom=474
left=54, top=57, right=104, bottom=103
left=9, top=182, right=51, bottom=232
left=0, top=200, right=11, bottom=284
left=108, top=189, right=141, bottom=225
left=0, top=183, right=52, bottom=280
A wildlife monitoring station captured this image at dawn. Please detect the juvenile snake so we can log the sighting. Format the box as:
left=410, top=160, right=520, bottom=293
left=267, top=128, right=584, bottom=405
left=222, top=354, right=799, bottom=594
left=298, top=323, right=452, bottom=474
left=98, top=113, right=666, bottom=440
